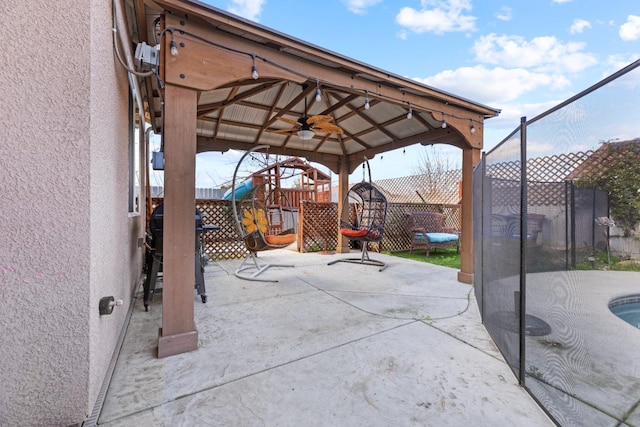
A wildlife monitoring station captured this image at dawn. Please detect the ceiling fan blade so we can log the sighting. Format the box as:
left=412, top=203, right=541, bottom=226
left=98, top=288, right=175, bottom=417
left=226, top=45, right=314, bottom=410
left=312, top=123, right=343, bottom=134
left=276, top=117, right=301, bottom=126
left=307, top=115, right=334, bottom=125
left=272, top=127, right=298, bottom=134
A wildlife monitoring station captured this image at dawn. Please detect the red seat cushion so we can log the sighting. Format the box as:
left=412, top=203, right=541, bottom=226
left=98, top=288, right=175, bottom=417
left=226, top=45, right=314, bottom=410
left=340, top=228, right=368, bottom=238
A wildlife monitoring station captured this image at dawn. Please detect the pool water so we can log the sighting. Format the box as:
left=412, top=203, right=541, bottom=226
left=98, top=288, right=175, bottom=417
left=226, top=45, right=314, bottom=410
left=610, top=296, right=640, bottom=329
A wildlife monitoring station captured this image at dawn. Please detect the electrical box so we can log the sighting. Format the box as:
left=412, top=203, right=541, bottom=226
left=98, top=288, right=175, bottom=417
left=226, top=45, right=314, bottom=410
left=152, top=151, right=164, bottom=170
left=134, top=42, right=159, bottom=70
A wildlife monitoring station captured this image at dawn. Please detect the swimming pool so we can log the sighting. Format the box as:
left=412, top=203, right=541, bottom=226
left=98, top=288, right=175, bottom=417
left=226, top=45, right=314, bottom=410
left=609, top=295, right=640, bottom=329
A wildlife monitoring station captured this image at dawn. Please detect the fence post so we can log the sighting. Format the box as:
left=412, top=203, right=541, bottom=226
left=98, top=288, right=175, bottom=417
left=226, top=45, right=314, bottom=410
left=519, top=116, right=527, bottom=383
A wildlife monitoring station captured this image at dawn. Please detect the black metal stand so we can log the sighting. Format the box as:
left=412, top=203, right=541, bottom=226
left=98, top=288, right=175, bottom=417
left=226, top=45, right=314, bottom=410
left=328, top=244, right=387, bottom=271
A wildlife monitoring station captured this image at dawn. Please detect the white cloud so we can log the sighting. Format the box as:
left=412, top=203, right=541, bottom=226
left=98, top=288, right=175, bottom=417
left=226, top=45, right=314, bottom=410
left=414, top=65, right=570, bottom=105
left=570, top=19, right=591, bottom=34
left=227, top=0, right=265, bottom=22
left=472, top=33, right=597, bottom=73
left=495, top=6, right=512, bottom=22
left=620, top=15, right=640, bottom=41
left=606, top=54, right=640, bottom=72
left=552, top=0, right=572, bottom=3
left=395, top=0, right=476, bottom=35
left=341, top=0, right=383, bottom=15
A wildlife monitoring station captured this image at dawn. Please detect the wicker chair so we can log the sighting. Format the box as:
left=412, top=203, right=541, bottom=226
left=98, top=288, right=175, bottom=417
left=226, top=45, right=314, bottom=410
left=405, top=212, right=460, bottom=257
left=328, top=158, right=388, bottom=271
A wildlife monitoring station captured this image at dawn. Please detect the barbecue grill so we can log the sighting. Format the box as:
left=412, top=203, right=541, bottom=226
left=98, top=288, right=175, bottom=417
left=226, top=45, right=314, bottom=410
left=143, top=203, right=209, bottom=311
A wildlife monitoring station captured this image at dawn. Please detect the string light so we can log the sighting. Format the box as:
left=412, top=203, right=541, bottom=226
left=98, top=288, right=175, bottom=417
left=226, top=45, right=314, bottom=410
left=364, top=90, right=370, bottom=110
left=169, top=38, right=179, bottom=57
left=164, top=27, right=486, bottom=129
left=251, top=54, right=259, bottom=79
left=161, top=28, right=178, bottom=57
left=315, top=80, right=322, bottom=102
left=470, top=120, right=476, bottom=133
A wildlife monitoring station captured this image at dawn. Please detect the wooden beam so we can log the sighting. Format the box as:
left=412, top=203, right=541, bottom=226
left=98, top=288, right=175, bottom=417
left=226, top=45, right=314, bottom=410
left=158, top=84, right=199, bottom=358
left=154, top=0, right=499, bottom=118
left=160, top=13, right=496, bottom=122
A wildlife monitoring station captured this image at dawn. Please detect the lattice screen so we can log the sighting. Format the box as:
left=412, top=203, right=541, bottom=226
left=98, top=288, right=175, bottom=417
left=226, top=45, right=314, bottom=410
left=146, top=151, right=596, bottom=260
left=486, top=150, right=595, bottom=206
left=150, top=198, right=460, bottom=259
left=298, top=201, right=339, bottom=252
left=375, top=171, right=462, bottom=204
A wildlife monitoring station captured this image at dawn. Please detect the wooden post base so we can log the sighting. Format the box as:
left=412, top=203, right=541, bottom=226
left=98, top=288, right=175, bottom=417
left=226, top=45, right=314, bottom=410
left=157, top=328, right=198, bottom=358
left=457, top=271, right=474, bottom=284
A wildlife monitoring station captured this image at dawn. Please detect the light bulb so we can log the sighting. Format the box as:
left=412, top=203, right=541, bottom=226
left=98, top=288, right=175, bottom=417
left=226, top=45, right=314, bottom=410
left=441, top=120, right=447, bottom=129
left=316, top=87, right=322, bottom=102
left=365, top=98, right=370, bottom=110
left=169, top=39, right=179, bottom=57
left=407, top=108, right=413, bottom=119
left=251, top=65, right=259, bottom=80
left=470, top=124, right=476, bottom=133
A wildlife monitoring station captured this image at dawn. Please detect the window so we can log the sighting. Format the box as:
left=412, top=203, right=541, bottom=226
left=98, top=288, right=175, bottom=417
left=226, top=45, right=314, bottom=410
left=128, top=91, right=141, bottom=214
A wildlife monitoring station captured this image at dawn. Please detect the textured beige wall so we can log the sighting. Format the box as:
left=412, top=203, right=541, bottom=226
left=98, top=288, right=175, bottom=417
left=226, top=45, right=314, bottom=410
left=0, top=1, right=143, bottom=425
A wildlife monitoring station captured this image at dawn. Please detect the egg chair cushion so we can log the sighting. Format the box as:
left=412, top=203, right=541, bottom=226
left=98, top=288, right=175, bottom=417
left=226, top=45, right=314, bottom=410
left=340, top=228, right=369, bottom=238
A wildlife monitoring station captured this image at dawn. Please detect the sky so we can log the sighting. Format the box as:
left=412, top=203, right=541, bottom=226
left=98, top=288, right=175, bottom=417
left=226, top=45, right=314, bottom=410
left=148, top=0, right=640, bottom=188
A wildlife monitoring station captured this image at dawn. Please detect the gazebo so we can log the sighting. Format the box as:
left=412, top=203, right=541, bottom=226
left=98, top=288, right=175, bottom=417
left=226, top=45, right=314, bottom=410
left=119, top=0, right=500, bottom=357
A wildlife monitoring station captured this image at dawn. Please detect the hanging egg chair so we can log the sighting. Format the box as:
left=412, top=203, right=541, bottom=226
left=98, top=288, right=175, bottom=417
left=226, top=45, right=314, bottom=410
left=329, top=157, right=388, bottom=271
left=231, top=145, right=297, bottom=281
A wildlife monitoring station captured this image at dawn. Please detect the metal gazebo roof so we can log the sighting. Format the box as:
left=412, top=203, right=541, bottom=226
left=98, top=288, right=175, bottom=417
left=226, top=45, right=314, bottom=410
left=124, top=0, right=499, bottom=174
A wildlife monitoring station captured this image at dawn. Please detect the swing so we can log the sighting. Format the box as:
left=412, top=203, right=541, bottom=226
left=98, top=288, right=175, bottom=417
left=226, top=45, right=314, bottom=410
left=231, top=145, right=297, bottom=281
left=329, top=158, right=388, bottom=271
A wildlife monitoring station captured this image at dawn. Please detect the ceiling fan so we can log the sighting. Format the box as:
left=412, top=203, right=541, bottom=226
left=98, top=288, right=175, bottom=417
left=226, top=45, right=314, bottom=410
left=273, top=92, right=343, bottom=140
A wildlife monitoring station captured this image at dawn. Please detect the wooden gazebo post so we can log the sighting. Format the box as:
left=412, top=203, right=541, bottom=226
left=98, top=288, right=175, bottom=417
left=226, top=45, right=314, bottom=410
left=457, top=146, right=481, bottom=284
left=157, top=84, right=199, bottom=358
left=336, top=158, right=351, bottom=253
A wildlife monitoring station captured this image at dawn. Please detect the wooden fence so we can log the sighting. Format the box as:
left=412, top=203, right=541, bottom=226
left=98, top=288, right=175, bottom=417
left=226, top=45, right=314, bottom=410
left=150, top=198, right=460, bottom=260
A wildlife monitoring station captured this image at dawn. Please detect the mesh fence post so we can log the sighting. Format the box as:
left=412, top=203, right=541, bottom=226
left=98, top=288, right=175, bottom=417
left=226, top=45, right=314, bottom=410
left=519, top=116, right=527, bottom=384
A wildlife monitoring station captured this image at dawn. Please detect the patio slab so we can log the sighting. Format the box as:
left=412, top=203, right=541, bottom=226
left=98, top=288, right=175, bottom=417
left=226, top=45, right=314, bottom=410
left=96, top=250, right=552, bottom=426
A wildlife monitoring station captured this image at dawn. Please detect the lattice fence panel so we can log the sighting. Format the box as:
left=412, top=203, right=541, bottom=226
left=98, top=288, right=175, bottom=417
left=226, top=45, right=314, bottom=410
left=381, top=203, right=461, bottom=252
left=150, top=199, right=460, bottom=258
left=196, top=199, right=247, bottom=260
left=487, top=151, right=595, bottom=206
left=528, top=151, right=593, bottom=182
left=299, top=201, right=339, bottom=252
left=375, top=171, right=461, bottom=204
left=150, top=198, right=248, bottom=260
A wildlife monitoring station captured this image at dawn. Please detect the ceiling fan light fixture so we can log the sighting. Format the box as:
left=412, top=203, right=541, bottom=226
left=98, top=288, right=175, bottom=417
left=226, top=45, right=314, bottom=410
left=297, top=129, right=314, bottom=140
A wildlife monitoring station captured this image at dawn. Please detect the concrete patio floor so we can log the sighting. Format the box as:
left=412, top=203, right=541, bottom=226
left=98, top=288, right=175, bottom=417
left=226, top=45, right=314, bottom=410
left=94, top=249, right=552, bottom=426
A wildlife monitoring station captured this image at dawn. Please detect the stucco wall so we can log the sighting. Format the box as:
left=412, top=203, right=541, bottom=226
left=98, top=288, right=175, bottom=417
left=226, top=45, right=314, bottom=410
left=0, top=1, right=142, bottom=425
